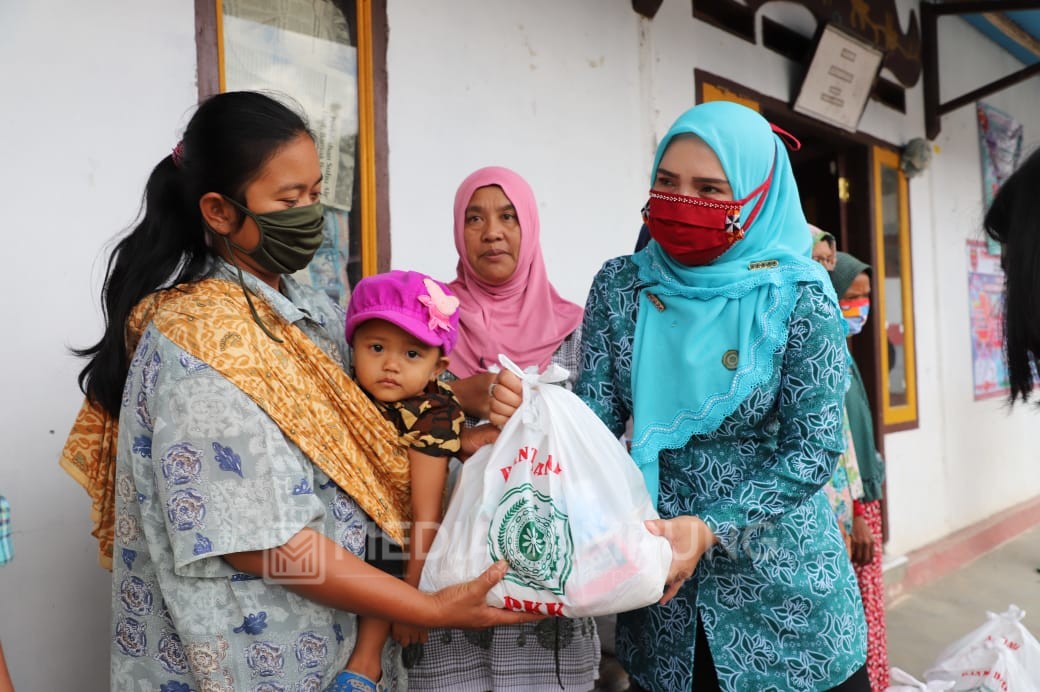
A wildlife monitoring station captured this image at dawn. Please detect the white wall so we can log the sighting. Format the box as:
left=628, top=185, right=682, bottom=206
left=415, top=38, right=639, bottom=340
left=0, top=2, right=197, bottom=689
left=385, top=0, right=648, bottom=304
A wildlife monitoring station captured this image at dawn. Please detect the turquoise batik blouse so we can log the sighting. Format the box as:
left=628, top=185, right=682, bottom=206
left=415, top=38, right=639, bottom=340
left=574, top=256, right=866, bottom=692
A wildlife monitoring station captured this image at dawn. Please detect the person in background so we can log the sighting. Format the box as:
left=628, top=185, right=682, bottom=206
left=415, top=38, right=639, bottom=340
left=830, top=251, right=889, bottom=691
left=983, top=147, right=1040, bottom=578
left=0, top=645, right=10, bottom=692
left=982, top=145, right=1040, bottom=404
left=406, top=166, right=600, bottom=692
left=59, top=91, right=537, bottom=691
left=811, top=224, right=838, bottom=270
left=492, top=101, right=869, bottom=691
left=808, top=236, right=865, bottom=556
left=0, top=494, right=13, bottom=692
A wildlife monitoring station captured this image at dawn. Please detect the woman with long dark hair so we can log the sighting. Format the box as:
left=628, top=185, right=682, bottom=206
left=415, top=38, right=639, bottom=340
left=983, top=147, right=1040, bottom=403
left=60, top=91, right=534, bottom=690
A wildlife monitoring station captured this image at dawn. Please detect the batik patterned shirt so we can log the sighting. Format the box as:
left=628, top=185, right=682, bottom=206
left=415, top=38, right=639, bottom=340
left=574, top=256, right=866, bottom=692
left=110, top=261, right=403, bottom=692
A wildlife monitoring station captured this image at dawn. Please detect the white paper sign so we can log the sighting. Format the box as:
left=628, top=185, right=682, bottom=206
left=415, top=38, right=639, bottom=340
left=793, top=24, right=883, bottom=132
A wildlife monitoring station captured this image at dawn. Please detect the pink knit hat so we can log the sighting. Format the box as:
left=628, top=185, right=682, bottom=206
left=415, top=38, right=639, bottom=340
left=345, top=270, right=460, bottom=354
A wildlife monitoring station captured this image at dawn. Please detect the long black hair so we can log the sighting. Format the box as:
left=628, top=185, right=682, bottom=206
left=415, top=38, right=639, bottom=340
left=984, top=146, right=1040, bottom=404
left=75, top=91, right=311, bottom=417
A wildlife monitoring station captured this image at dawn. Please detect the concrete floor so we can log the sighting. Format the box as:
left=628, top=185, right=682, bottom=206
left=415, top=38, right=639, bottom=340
left=886, top=523, right=1040, bottom=680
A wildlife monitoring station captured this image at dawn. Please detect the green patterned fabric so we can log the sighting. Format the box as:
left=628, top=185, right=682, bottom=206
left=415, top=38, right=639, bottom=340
left=847, top=360, right=884, bottom=501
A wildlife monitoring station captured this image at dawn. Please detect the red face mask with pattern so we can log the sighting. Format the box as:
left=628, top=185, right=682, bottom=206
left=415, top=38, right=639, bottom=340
left=643, top=166, right=773, bottom=266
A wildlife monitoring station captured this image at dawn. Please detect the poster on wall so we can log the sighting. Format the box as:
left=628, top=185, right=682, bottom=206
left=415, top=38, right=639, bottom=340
left=966, top=240, right=1008, bottom=400
left=976, top=102, right=1023, bottom=256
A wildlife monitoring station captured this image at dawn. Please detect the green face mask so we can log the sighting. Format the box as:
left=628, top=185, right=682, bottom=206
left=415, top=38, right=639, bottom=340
left=223, top=196, right=326, bottom=274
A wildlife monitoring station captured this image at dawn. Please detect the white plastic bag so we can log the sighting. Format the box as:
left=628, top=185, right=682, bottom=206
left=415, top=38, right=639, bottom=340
left=886, top=668, right=954, bottom=691
left=419, top=356, right=672, bottom=617
left=924, top=605, right=1040, bottom=692
left=926, top=640, right=1033, bottom=691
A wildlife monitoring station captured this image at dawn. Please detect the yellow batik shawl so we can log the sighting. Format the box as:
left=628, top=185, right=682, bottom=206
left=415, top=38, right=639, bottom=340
left=60, top=278, right=411, bottom=569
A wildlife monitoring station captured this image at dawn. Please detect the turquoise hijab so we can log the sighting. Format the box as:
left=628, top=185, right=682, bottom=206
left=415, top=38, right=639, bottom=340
left=630, top=101, right=838, bottom=504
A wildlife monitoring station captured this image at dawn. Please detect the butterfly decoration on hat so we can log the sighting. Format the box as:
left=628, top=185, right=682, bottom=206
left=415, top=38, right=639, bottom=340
left=418, top=278, right=460, bottom=332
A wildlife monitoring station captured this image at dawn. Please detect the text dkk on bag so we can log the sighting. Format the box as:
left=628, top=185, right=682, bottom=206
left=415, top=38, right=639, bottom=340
left=420, top=356, right=671, bottom=617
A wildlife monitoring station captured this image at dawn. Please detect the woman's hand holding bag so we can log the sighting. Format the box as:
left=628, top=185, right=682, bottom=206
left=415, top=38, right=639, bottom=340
left=644, top=515, right=716, bottom=605
left=488, top=368, right=523, bottom=429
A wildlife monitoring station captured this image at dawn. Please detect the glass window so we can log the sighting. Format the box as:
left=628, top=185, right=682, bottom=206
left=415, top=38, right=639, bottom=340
left=873, top=146, right=918, bottom=428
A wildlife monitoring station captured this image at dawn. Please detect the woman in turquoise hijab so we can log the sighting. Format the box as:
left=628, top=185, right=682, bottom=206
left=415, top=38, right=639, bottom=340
left=491, top=101, right=869, bottom=691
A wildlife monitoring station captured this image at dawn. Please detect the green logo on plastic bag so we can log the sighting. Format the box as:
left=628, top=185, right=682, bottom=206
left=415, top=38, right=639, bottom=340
left=489, top=483, right=573, bottom=595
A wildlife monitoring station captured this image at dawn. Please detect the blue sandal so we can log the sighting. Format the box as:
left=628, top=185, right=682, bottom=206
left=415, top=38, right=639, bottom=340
left=328, top=670, right=378, bottom=692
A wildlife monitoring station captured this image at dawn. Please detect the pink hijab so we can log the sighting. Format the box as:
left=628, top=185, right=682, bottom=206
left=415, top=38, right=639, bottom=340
left=448, top=166, right=584, bottom=378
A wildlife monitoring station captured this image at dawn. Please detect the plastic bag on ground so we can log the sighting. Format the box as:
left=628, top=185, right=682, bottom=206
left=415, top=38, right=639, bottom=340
left=924, top=605, right=1040, bottom=692
left=926, top=640, right=1032, bottom=690
left=419, top=355, right=672, bottom=617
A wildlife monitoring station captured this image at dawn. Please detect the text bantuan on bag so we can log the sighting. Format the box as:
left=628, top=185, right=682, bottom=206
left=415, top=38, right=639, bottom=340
left=420, top=356, right=671, bottom=617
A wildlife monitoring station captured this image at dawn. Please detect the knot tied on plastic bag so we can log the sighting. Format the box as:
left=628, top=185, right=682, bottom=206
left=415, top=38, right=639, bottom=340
left=497, top=354, right=569, bottom=385
left=497, top=354, right=569, bottom=428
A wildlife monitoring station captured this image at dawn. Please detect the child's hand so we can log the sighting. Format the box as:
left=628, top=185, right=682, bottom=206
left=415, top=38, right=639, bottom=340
left=392, top=622, right=429, bottom=645
left=459, top=423, right=500, bottom=460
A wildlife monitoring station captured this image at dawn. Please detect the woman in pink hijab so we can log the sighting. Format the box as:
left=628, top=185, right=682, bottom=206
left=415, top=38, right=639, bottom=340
left=406, top=167, right=599, bottom=692
left=441, top=166, right=586, bottom=413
